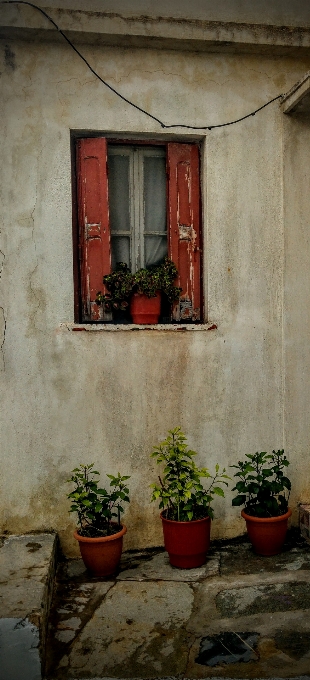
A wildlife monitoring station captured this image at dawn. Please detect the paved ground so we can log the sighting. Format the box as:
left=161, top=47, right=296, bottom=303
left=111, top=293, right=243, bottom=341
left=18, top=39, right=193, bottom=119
left=45, top=530, right=310, bottom=680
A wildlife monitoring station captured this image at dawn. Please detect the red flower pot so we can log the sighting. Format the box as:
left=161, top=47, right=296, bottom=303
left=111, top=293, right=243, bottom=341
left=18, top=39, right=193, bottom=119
left=130, top=292, right=161, bottom=324
left=241, top=508, right=291, bottom=556
left=74, top=523, right=127, bottom=577
left=160, top=512, right=211, bottom=568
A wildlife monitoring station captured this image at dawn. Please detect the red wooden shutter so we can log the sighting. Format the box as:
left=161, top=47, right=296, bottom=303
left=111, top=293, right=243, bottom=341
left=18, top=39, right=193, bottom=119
left=77, top=137, right=111, bottom=322
left=167, top=143, right=201, bottom=321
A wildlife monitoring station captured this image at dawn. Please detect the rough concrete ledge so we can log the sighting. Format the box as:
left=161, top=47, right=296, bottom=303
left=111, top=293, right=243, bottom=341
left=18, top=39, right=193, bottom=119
left=2, top=5, right=310, bottom=55
left=0, top=533, right=57, bottom=680
left=61, top=322, right=218, bottom=333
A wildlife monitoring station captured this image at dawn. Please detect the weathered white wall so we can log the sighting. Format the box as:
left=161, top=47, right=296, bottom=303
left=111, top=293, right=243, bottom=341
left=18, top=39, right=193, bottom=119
left=1, top=33, right=310, bottom=555
left=283, top=113, right=310, bottom=516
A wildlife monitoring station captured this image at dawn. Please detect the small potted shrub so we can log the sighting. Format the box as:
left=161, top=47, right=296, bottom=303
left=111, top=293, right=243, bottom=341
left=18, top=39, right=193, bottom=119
left=130, top=257, right=182, bottom=324
left=67, top=464, right=130, bottom=576
left=231, top=449, right=291, bottom=556
left=96, top=262, right=133, bottom=323
left=150, top=427, right=229, bottom=568
left=97, top=258, right=182, bottom=324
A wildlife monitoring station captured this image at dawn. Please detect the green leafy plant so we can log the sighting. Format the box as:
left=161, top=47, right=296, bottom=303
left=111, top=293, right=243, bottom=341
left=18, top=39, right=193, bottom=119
left=96, top=262, right=132, bottom=312
left=67, top=464, right=130, bottom=537
left=231, top=450, right=291, bottom=518
left=132, top=258, right=182, bottom=302
left=96, top=257, right=182, bottom=311
left=150, top=427, right=230, bottom=521
left=96, top=262, right=132, bottom=311
left=157, top=257, right=183, bottom=303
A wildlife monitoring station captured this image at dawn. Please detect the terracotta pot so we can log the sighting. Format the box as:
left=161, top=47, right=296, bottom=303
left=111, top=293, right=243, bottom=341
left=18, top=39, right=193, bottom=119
left=160, top=512, right=211, bottom=568
left=130, top=292, right=161, bottom=324
left=74, top=523, right=127, bottom=577
left=241, top=508, right=292, bottom=556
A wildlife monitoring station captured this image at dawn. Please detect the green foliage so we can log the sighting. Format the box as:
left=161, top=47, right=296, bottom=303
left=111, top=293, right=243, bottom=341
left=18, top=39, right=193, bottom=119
left=231, top=449, right=291, bottom=518
left=96, top=257, right=182, bottom=311
left=150, top=427, right=230, bottom=521
left=96, top=262, right=132, bottom=311
left=132, top=258, right=182, bottom=302
left=67, top=464, right=130, bottom=537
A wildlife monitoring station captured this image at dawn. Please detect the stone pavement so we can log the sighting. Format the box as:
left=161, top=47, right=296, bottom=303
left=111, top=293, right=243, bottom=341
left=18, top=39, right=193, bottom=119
left=45, top=530, right=310, bottom=680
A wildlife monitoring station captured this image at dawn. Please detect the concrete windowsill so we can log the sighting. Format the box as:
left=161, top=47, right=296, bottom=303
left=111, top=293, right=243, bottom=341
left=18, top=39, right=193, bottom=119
left=60, top=322, right=217, bottom=333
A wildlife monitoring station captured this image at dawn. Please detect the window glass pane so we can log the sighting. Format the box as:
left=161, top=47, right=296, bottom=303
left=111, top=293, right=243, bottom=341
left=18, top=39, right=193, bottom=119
left=108, top=155, right=130, bottom=233
left=144, top=156, right=166, bottom=234
left=144, top=235, right=167, bottom=268
left=111, top=235, right=130, bottom=269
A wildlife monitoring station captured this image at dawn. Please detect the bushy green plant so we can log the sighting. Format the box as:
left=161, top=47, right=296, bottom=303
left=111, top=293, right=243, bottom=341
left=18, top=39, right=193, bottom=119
left=131, top=266, right=161, bottom=298
left=96, top=262, right=132, bottom=311
left=231, top=450, right=291, bottom=518
left=150, top=427, right=229, bottom=521
left=67, top=464, right=130, bottom=537
left=96, top=257, right=182, bottom=311
left=157, top=257, right=183, bottom=303
left=132, top=258, right=182, bottom=302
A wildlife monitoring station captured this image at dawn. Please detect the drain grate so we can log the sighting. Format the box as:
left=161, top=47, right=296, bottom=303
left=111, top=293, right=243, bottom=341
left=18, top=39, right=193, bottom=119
left=195, top=631, right=259, bottom=667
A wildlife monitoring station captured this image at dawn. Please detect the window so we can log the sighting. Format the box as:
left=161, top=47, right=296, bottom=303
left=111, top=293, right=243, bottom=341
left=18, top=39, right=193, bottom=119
left=76, top=138, right=202, bottom=323
left=108, top=145, right=167, bottom=272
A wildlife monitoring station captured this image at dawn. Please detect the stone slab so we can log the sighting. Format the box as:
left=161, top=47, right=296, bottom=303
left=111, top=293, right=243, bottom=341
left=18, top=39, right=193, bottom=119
left=118, top=550, right=219, bottom=582
left=216, top=581, right=310, bottom=618
left=0, top=533, right=57, bottom=614
left=0, top=533, right=57, bottom=678
left=66, top=580, right=194, bottom=678
left=219, top=540, right=310, bottom=576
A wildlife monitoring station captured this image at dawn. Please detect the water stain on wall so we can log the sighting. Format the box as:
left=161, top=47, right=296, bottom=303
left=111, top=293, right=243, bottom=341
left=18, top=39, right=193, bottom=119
left=4, top=44, right=16, bottom=71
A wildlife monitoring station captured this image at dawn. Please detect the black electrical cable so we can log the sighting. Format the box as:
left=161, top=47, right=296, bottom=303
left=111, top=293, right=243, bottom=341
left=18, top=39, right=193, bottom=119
left=1, top=0, right=285, bottom=129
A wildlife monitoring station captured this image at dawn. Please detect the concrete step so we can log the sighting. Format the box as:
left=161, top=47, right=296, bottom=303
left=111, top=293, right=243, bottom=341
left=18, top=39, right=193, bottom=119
left=0, top=533, right=57, bottom=680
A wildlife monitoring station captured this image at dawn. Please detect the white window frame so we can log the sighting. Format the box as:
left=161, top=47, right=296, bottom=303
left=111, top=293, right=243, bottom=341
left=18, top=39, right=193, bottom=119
left=108, top=145, right=167, bottom=272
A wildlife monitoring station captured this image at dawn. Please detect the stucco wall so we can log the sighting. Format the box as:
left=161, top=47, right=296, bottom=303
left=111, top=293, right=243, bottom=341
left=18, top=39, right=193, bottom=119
left=1, top=35, right=310, bottom=555
left=283, top=113, right=310, bottom=513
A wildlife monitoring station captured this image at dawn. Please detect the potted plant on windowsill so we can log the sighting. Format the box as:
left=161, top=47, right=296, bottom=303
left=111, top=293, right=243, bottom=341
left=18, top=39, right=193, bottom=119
left=67, top=464, right=130, bottom=576
left=130, top=258, right=182, bottom=324
left=150, top=427, right=230, bottom=568
left=231, top=449, right=291, bottom=556
left=97, top=258, right=182, bottom=325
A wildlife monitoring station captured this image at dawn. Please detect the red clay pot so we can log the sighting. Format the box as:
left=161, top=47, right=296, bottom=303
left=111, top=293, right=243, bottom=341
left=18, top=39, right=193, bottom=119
left=130, top=292, right=161, bottom=324
left=241, top=508, right=292, bottom=556
left=160, top=512, right=211, bottom=568
left=74, top=523, right=127, bottom=577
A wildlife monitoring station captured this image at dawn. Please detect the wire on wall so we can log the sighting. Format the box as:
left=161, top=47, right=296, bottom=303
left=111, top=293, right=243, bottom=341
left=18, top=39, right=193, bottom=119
left=1, top=0, right=285, bottom=130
